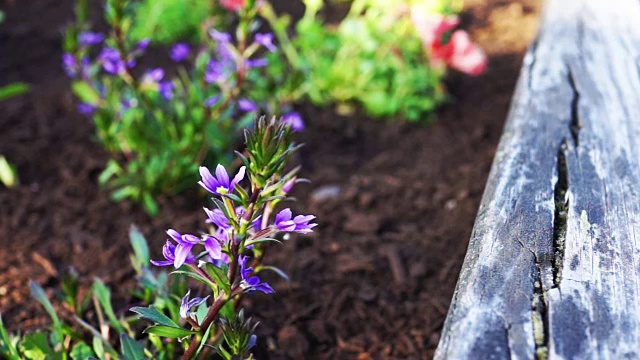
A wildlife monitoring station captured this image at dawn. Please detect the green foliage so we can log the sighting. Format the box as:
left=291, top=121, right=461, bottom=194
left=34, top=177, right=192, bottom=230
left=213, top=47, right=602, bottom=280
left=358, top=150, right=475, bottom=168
left=0, top=230, right=186, bottom=359
left=128, top=0, right=220, bottom=43
left=0, top=82, right=30, bottom=101
left=261, top=0, right=452, bottom=122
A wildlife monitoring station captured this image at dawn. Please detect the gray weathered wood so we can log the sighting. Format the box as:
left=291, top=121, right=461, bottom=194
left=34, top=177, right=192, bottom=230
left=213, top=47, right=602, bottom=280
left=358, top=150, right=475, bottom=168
left=435, top=0, right=640, bottom=358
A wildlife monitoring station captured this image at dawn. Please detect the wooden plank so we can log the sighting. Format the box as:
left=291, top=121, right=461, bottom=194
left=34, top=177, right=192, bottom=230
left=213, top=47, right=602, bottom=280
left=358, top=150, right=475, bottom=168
left=435, top=0, right=640, bottom=358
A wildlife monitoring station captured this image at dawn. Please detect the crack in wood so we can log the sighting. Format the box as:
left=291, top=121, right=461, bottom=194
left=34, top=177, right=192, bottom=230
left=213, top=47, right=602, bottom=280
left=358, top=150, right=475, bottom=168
left=552, top=141, right=569, bottom=287
left=567, top=71, right=582, bottom=147
left=527, top=38, right=539, bottom=90
left=532, top=141, right=570, bottom=359
left=532, top=263, right=549, bottom=360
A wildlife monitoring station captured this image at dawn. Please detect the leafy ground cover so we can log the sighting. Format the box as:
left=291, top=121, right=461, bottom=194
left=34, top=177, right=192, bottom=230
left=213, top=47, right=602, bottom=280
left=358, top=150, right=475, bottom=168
left=0, top=0, right=539, bottom=357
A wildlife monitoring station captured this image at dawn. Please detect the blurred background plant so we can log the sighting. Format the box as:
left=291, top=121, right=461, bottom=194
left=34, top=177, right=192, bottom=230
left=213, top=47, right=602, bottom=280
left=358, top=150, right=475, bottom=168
left=61, top=0, right=485, bottom=214
left=63, top=0, right=297, bottom=215
left=128, top=0, right=227, bottom=44
left=260, top=0, right=487, bottom=122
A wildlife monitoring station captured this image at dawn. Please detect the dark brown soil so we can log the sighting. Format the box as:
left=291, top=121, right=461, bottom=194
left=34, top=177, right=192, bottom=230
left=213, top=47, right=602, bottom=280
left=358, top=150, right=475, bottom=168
left=0, top=0, right=539, bottom=358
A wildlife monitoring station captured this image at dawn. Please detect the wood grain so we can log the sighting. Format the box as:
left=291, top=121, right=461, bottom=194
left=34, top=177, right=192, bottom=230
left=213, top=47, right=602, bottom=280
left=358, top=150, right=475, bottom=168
left=435, top=0, right=640, bottom=358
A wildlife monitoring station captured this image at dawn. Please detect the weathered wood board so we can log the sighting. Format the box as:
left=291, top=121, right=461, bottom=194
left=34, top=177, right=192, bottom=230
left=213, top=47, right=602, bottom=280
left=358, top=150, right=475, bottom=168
left=435, top=0, right=640, bottom=358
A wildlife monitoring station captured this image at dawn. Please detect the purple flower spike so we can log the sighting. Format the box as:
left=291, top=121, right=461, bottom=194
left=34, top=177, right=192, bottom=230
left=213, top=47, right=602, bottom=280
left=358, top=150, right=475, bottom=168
left=204, top=95, right=221, bottom=107
left=204, top=207, right=231, bottom=230
left=238, top=98, right=258, bottom=112
left=239, top=256, right=274, bottom=294
left=198, top=165, right=245, bottom=195
left=282, top=112, right=305, bottom=132
left=77, top=103, right=96, bottom=115
left=159, top=81, right=174, bottom=100
left=255, top=33, right=277, bottom=52
left=63, top=53, right=77, bottom=77
left=275, top=208, right=317, bottom=234
left=179, top=290, right=209, bottom=319
left=246, top=58, right=268, bottom=68
left=78, top=32, right=104, bottom=46
left=170, top=43, right=190, bottom=62
left=209, top=29, right=232, bottom=43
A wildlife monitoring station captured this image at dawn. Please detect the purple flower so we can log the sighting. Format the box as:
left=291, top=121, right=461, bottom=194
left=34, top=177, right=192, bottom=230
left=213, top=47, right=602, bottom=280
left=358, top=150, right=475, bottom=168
left=205, top=61, right=223, bottom=83
left=204, top=207, right=231, bottom=230
left=198, top=165, right=245, bottom=195
left=121, top=98, right=136, bottom=111
left=205, top=58, right=235, bottom=83
left=159, top=81, right=174, bottom=100
left=98, top=48, right=128, bottom=75
left=170, top=43, right=190, bottom=62
left=143, top=68, right=164, bottom=84
left=63, top=53, right=77, bottom=77
left=246, top=58, right=268, bottom=68
left=282, top=112, right=305, bottom=132
left=153, top=229, right=200, bottom=268
left=78, top=32, right=104, bottom=46
left=239, top=256, right=274, bottom=294
left=238, top=98, right=258, bottom=112
left=282, top=177, right=296, bottom=194
left=203, top=235, right=223, bottom=260
left=209, top=29, right=232, bottom=43
left=137, top=38, right=151, bottom=51
left=179, top=290, right=209, bottom=319
left=274, top=208, right=317, bottom=234
left=255, top=33, right=277, bottom=52
left=151, top=239, right=196, bottom=268
left=204, top=95, right=221, bottom=107
left=77, top=103, right=96, bottom=115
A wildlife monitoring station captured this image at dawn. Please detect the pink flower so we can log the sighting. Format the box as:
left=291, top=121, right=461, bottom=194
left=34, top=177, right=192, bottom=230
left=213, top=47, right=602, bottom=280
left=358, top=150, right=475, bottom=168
left=411, top=12, right=459, bottom=49
left=447, top=30, right=487, bottom=76
left=221, top=0, right=245, bottom=11
left=410, top=9, right=487, bottom=76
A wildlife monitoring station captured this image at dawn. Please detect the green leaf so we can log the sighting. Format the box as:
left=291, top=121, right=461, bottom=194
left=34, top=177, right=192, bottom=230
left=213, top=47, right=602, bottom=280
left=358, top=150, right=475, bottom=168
left=194, top=322, right=215, bottom=358
left=92, top=279, right=124, bottom=333
left=143, top=325, right=195, bottom=339
left=70, top=342, right=95, bottom=360
left=142, top=192, right=159, bottom=216
left=203, top=264, right=231, bottom=294
left=259, top=265, right=290, bottom=282
left=29, top=281, right=63, bottom=338
left=21, top=332, right=52, bottom=360
left=170, top=270, right=217, bottom=291
left=0, top=155, right=18, bottom=188
left=92, top=336, right=105, bottom=360
left=0, top=314, right=20, bottom=360
left=0, top=82, right=29, bottom=101
left=130, top=306, right=178, bottom=327
left=120, top=334, right=145, bottom=360
left=219, top=301, right=236, bottom=321
left=129, top=225, right=150, bottom=268
left=72, top=82, right=100, bottom=105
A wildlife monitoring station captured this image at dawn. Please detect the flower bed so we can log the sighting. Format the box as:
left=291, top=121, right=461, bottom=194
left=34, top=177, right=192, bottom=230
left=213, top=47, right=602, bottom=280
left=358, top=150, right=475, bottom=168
left=0, top=0, right=539, bottom=357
